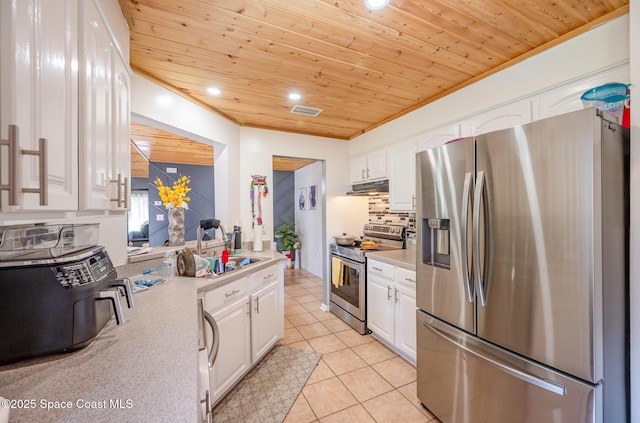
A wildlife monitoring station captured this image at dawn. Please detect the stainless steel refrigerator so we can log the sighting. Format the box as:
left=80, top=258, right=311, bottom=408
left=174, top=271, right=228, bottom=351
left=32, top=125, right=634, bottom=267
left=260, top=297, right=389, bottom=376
left=416, top=108, right=628, bottom=423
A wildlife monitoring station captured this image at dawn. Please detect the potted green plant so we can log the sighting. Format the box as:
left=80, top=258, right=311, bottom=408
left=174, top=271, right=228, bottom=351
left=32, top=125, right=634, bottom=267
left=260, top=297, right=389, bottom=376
left=274, top=222, right=298, bottom=253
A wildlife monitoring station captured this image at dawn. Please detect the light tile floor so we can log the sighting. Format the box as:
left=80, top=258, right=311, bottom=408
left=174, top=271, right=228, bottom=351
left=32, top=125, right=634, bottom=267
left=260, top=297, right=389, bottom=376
left=281, top=268, right=439, bottom=423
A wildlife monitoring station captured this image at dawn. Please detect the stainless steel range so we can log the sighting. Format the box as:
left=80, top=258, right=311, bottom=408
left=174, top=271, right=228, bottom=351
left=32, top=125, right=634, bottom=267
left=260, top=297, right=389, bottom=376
left=330, top=224, right=405, bottom=334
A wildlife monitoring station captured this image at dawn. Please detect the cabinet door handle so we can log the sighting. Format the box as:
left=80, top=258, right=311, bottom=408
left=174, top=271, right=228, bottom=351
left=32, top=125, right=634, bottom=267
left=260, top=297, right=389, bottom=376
left=225, top=289, right=240, bottom=298
left=110, top=174, right=129, bottom=208
left=0, top=125, right=19, bottom=205
left=255, top=296, right=260, bottom=314
left=110, top=174, right=122, bottom=206
left=366, top=168, right=370, bottom=178
left=372, top=266, right=383, bottom=272
left=263, top=274, right=274, bottom=280
left=387, top=285, right=392, bottom=300
left=202, top=309, right=219, bottom=368
left=20, top=137, right=48, bottom=206
left=361, top=168, right=365, bottom=179
left=404, top=277, right=416, bottom=283
left=412, top=194, right=416, bottom=209
left=123, top=176, right=130, bottom=209
left=203, top=389, right=212, bottom=423
left=395, top=287, right=399, bottom=303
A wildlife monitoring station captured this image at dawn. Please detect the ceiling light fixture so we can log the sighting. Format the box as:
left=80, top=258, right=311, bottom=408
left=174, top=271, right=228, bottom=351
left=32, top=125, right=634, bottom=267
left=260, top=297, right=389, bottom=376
left=364, top=0, right=390, bottom=10
left=288, top=92, right=302, bottom=101
left=206, top=87, right=222, bottom=96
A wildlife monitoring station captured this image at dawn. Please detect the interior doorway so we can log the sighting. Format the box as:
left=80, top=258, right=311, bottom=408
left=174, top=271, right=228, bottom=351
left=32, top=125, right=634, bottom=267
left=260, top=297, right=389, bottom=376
left=272, top=156, right=325, bottom=278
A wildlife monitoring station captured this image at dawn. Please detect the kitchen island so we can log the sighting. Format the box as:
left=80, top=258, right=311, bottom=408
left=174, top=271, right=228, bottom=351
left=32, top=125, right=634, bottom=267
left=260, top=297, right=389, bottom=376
left=0, top=250, right=284, bottom=423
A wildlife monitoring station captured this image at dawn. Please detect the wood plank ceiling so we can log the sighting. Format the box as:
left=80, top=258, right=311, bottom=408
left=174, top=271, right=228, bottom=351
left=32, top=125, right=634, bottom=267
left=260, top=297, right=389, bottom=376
left=119, top=0, right=628, bottom=140
left=130, top=122, right=315, bottom=177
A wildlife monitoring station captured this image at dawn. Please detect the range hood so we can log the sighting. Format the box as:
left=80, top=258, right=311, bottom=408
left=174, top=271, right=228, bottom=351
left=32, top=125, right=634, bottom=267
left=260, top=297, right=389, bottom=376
left=346, top=179, right=389, bottom=196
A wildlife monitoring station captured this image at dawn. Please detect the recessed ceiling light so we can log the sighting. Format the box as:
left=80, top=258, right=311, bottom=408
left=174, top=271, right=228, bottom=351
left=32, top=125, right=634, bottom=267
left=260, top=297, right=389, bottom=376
left=288, top=92, right=302, bottom=101
left=207, top=86, right=222, bottom=96
left=364, top=0, right=390, bottom=10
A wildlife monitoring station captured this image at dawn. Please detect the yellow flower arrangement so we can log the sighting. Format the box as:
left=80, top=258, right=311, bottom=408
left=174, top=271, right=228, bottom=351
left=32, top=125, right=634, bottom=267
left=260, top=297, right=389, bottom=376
left=154, top=175, right=191, bottom=209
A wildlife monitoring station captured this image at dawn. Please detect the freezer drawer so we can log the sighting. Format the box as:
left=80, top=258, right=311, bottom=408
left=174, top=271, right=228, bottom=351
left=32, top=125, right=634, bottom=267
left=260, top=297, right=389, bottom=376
left=416, top=310, right=601, bottom=423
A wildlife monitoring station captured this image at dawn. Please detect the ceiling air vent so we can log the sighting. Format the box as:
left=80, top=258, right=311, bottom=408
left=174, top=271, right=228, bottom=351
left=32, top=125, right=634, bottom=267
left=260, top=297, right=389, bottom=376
left=290, top=105, right=323, bottom=117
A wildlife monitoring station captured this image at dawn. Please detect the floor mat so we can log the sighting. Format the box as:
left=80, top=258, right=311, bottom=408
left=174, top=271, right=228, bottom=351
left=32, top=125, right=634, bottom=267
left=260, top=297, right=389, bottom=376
left=212, top=344, right=322, bottom=423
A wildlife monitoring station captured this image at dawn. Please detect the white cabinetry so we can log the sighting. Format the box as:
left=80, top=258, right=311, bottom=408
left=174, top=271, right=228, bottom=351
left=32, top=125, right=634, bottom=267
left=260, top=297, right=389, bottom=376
left=470, top=100, right=531, bottom=136
left=209, top=293, right=251, bottom=404
left=0, top=0, right=129, bottom=213
left=366, top=258, right=417, bottom=364
left=394, top=267, right=417, bottom=361
left=251, top=280, right=280, bottom=361
left=350, top=148, right=387, bottom=184
left=203, top=263, right=284, bottom=407
left=418, top=123, right=464, bottom=152
left=367, top=260, right=396, bottom=344
left=0, top=0, right=78, bottom=211
left=80, top=0, right=130, bottom=210
left=388, top=138, right=417, bottom=211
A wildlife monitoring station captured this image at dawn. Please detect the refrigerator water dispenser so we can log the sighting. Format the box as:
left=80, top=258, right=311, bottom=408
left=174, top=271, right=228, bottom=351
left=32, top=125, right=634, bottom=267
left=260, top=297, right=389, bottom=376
left=422, top=218, right=450, bottom=269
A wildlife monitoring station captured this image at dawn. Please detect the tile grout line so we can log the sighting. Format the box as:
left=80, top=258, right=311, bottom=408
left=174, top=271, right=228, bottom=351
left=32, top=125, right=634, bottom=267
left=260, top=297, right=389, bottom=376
left=282, top=268, right=437, bottom=423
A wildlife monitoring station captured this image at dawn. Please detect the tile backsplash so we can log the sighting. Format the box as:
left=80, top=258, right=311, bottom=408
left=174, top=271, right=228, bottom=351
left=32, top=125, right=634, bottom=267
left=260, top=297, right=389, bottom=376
left=368, top=193, right=416, bottom=235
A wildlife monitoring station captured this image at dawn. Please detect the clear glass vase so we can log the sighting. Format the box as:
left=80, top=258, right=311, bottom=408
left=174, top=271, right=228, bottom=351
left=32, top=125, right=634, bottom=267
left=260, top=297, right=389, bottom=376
left=168, top=207, right=185, bottom=246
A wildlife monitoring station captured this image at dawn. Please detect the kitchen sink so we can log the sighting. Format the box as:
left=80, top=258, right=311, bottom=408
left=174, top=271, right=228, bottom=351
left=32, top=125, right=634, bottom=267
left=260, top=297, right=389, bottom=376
left=230, top=256, right=263, bottom=266
left=205, top=255, right=263, bottom=274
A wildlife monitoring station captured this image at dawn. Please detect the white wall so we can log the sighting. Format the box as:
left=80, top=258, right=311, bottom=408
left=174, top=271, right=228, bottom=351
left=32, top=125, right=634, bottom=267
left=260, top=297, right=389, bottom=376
left=238, top=127, right=367, bottom=242
left=629, top=1, right=639, bottom=420
left=130, top=74, right=241, bottom=231
left=294, top=161, right=323, bottom=277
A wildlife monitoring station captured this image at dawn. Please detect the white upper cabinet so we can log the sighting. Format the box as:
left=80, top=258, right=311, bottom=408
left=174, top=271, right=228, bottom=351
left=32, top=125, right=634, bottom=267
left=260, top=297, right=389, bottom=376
left=418, top=123, right=463, bottom=152
left=0, top=0, right=129, bottom=213
left=79, top=0, right=130, bottom=211
left=79, top=0, right=113, bottom=210
left=110, top=52, right=131, bottom=210
left=470, top=99, right=532, bottom=136
left=350, top=148, right=387, bottom=184
left=388, top=138, right=417, bottom=212
left=0, top=0, right=79, bottom=211
left=535, top=66, right=629, bottom=121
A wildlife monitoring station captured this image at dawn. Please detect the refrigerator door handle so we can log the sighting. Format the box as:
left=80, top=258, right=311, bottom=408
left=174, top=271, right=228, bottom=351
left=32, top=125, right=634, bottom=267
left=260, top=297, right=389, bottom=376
left=422, top=318, right=567, bottom=396
left=473, top=170, right=490, bottom=306
left=461, top=171, right=475, bottom=302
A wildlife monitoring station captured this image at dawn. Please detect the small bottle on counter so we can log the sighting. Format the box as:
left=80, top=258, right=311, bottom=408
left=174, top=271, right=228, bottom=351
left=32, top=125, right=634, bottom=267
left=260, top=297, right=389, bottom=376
left=234, top=225, right=242, bottom=254
left=163, top=251, right=176, bottom=279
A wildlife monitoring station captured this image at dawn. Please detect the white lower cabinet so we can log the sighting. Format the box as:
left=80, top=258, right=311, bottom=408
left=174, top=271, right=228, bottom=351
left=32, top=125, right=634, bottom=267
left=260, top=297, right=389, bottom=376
left=209, top=295, right=251, bottom=405
left=251, top=279, right=280, bottom=361
left=367, top=259, right=417, bottom=364
left=367, top=261, right=396, bottom=344
left=203, top=263, right=283, bottom=407
left=394, top=267, right=417, bottom=362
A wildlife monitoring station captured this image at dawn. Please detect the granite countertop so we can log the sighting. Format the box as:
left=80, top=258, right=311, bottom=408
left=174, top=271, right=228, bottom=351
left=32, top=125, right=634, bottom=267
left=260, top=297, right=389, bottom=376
left=0, top=251, right=284, bottom=423
left=365, top=249, right=417, bottom=271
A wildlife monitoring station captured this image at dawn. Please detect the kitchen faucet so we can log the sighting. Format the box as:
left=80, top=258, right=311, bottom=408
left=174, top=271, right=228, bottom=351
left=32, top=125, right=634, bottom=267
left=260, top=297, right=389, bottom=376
left=197, top=219, right=228, bottom=255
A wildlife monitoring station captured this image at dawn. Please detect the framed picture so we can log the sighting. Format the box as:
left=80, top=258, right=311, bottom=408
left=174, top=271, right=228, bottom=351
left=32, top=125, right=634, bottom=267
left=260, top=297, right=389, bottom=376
left=298, top=187, right=307, bottom=210
left=308, top=185, right=317, bottom=210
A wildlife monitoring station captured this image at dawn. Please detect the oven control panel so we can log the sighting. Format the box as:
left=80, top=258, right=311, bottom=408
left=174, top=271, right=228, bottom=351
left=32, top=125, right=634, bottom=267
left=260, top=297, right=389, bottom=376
left=363, top=224, right=405, bottom=240
left=53, top=250, right=114, bottom=288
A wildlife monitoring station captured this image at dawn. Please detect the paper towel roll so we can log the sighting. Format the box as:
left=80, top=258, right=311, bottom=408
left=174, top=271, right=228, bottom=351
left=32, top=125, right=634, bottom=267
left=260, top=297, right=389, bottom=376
left=253, top=225, right=263, bottom=252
